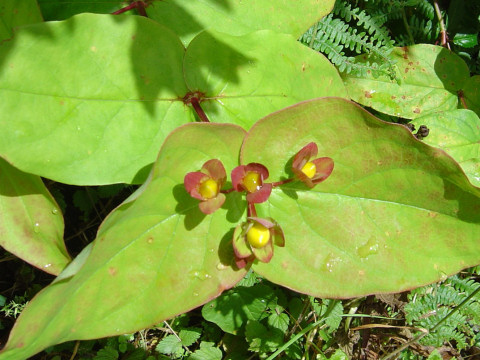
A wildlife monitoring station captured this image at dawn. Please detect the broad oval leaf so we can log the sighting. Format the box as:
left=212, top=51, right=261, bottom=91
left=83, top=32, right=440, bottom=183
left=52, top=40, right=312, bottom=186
left=0, top=158, right=69, bottom=275
left=0, top=15, right=346, bottom=186
left=342, top=45, right=470, bottom=119
left=241, top=97, right=480, bottom=297
left=147, top=0, right=335, bottom=46
left=0, top=13, right=190, bottom=185
left=184, top=30, right=348, bottom=128
left=0, top=124, right=247, bottom=360
left=412, top=109, right=480, bottom=187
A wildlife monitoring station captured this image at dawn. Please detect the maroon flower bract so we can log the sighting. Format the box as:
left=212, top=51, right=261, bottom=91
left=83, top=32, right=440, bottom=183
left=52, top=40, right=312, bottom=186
left=292, top=142, right=334, bottom=188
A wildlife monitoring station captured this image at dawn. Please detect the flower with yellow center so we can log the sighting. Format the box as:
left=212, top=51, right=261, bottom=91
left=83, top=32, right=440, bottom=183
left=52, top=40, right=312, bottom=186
left=231, top=163, right=272, bottom=204
left=184, top=159, right=226, bottom=214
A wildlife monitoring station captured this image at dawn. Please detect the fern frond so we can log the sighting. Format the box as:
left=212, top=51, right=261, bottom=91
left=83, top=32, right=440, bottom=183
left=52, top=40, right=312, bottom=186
left=300, top=13, right=395, bottom=78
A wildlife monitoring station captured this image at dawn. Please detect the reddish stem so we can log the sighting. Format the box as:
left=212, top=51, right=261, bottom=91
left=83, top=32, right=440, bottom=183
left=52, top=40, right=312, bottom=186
left=113, top=1, right=148, bottom=17
left=220, top=188, right=235, bottom=194
left=247, top=202, right=257, bottom=217
left=190, top=97, right=210, bottom=122
left=271, top=178, right=294, bottom=187
left=458, top=90, right=468, bottom=109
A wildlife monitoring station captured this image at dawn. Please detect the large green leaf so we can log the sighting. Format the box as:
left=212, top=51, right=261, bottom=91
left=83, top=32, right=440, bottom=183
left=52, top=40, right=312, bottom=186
left=241, top=98, right=480, bottom=297
left=412, top=109, right=480, bottom=187
left=0, top=14, right=191, bottom=185
left=0, top=0, right=42, bottom=41
left=0, top=124, right=247, bottom=360
left=146, top=0, right=334, bottom=46
left=185, top=30, right=347, bottom=128
left=342, top=45, right=470, bottom=119
left=0, top=158, right=69, bottom=275
left=0, top=14, right=346, bottom=185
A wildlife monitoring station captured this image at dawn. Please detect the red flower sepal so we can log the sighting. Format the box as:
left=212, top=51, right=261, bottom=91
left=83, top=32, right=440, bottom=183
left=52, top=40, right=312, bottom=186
left=231, top=163, right=272, bottom=203
left=292, top=142, right=334, bottom=188
left=184, top=159, right=226, bottom=214
left=232, top=217, right=285, bottom=268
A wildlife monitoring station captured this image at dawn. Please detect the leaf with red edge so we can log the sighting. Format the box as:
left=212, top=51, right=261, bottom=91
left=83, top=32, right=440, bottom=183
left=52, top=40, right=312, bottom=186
left=240, top=97, right=480, bottom=298
left=0, top=124, right=247, bottom=360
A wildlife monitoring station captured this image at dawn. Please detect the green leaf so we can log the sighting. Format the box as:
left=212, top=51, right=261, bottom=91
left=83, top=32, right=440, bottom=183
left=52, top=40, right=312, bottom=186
left=0, top=0, right=42, bottom=41
left=202, top=284, right=277, bottom=334
left=0, top=124, right=247, bottom=360
left=241, top=97, right=480, bottom=297
left=155, top=335, right=182, bottom=356
left=0, top=158, right=70, bottom=275
left=0, top=14, right=190, bottom=185
left=462, top=75, right=480, bottom=117
left=453, top=33, right=479, bottom=48
left=179, top=328, right=201, bottom=347
left=267, top=312, right=289, bottom=333
left=0, top=15, right=346, bottom=185
left=411, top=109, right=480, bottom=187
left=342, top=44, right=470, bottom=119
left=184, top=30, right=347, bottom=129
left=147, top=0, right=335, bottom=46
left=188, top=342, right=222, bottom=360
left=245, top=320, right=283, bottom=353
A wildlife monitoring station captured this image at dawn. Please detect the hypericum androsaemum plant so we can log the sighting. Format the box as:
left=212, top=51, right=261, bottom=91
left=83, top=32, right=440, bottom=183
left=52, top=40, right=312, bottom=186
left=185, top=141, right=334, bottom=268
left=1, top=0, right=480, bottom=359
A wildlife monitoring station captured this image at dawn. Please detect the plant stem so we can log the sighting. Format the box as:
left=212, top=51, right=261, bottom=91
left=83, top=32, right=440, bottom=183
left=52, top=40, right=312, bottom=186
left=190, top=97, right=210, bottom=122
left=272, top=178, right=294, bottom=187
left=112, top=1, right=148, bottom=17
left=433, top=0, right=449, bottom=49
left=247, top=202, right=257, bottom=217
left=68, top=341, right=80, bottom=360
left=220, top=188, right=235, bottom=194
left=458, top=90, right=468, bottom=109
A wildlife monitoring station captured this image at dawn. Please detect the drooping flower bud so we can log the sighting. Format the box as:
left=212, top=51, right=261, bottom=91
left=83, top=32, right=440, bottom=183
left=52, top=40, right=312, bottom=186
left=232, top=217, right=285, bottom=268
left=292, top=142, right=334, bottom=188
